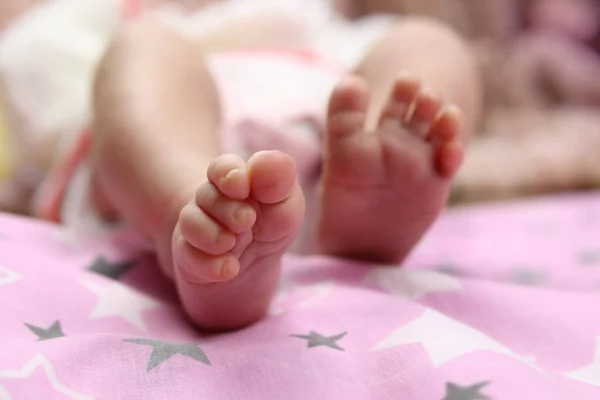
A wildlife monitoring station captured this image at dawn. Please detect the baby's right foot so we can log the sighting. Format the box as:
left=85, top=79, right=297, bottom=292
left=169, top=151, right=305, bottom=330
left=318, top=73, right=465, bottom=262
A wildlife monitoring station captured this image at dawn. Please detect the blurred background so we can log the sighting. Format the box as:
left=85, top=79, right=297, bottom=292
left=0, top=0, right=598, bottom=216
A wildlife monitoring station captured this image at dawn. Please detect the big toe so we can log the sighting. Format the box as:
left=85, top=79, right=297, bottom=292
left=248, top=151, right=298, bottom=204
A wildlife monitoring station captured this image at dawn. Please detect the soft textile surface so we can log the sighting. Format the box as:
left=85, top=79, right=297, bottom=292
left=1, top=194, right=600, bottom=399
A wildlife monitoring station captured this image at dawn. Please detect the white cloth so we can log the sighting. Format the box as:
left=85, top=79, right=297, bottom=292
left=154, top=0, right=395, bottom=67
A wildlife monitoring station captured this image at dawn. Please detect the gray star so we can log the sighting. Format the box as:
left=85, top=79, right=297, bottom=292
left=88, top=256, right=136, bottom=280
left=512, top=269, right=546, bottom=285
left=442, top=381, right=491, bottom=400
left=25, top=320, right=65, bottom=341
left=124, top=338, right=211, bottom=371
left=436, top=264, right=460, bottom=276
left=292, top=331, right=347, bottom=351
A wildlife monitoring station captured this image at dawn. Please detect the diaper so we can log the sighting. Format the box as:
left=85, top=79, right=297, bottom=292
left=0, top=0, right=122, bottom=218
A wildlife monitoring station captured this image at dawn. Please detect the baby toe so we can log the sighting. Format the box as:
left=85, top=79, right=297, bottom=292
left=435, top=141, right=464, bottom=178
left=178, top=202, right=236, bottom=255
left=196, top=183, right=256, bottom=234
left=326, top=75, right=369, bottom=137
left=173, top=232, right=240, bottom=283
left=407, top=88, right=444, bottom=138
left=207, top=154, right=250, bottom=200
left=378, top=73, right=421, bottom=128
left=428, top=105, right=463, bottom=146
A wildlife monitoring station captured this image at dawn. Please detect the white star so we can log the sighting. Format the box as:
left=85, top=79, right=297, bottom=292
left=0, top=265, right=21, bottom=288
left=270, top=278, right=334, bottom=315
left=52, top=227, right=84, bottom=249
left=371, top=308, right=543, bottom=374
left=80, top=279, right=159, bottom=331
left=365, top=268, right=462, bottom=300
left=0, top=354, right=93, bottom=400
left=565, top=337, right=600, bottom=387
left=0, top=386, right=12, bottom=399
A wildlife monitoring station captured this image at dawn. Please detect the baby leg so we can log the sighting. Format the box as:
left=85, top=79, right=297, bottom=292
left=91, top=18, right=305, bottom=330
left=318, top=17, right=481, bottom=262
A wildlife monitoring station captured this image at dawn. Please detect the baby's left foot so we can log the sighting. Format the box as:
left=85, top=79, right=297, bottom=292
left=318, top=73, right=464, bottom=262
left=171, top=151, right=305, bottom=330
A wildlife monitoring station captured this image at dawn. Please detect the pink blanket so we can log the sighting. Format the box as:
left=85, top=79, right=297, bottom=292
left=1, top=192, right=600, bottom=399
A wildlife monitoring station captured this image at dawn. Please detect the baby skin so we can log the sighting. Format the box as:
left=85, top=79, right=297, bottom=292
left=91, top=18, right=479, bottom=330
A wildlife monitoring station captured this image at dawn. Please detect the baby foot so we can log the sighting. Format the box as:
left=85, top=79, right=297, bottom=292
left=172, top=151, right=305, bottom=330
left=319, top=73, right=464, bottom=263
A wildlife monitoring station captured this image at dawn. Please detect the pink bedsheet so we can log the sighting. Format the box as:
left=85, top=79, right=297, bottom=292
left=1, top=192, right=600, bottom=399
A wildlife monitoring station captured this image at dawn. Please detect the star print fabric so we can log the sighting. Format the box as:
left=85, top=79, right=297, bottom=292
left=1, top=193, right=600, bottom=399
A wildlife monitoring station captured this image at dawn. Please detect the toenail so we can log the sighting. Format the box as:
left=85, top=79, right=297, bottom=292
left=221, top=168, right=241, bottom=185
left=219, top=257, right=239, bottom=280
left=234, top=205, right=254, bottom=225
